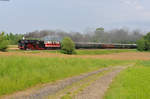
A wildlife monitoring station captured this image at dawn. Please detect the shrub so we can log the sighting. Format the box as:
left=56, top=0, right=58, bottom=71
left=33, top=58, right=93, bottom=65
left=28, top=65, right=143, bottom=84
left=137, top=32, right=150, bottom=51
left=61, top=37, right=76, bottom=54
left=137, top=38, right=146, bottom=51
left=0, top=32, right=8, bottom=51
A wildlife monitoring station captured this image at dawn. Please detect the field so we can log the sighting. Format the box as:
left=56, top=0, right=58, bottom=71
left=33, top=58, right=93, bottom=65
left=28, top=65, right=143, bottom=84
left=0, top=56, right=127, bottom=96
left=76, top=49, right=137, bottom=55
left=105, top=61, right=150, bottom=99
left=0, top=47, right=150, bottom=99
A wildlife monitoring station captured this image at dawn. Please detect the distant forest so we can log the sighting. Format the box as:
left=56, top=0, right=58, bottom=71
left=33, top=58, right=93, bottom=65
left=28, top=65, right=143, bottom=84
left=5, top=27, right=144, bottom=45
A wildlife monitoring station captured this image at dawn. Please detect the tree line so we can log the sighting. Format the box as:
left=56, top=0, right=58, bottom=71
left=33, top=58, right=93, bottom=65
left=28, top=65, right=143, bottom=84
left=25, top=28, right=143, bottom=44
left=0, top=27, right=149, bottom=52
left=0, top=32, right=23, bottom=51
left=0, top=27, right=145, bottom=46
left=5, top=33, right=24, bottom=45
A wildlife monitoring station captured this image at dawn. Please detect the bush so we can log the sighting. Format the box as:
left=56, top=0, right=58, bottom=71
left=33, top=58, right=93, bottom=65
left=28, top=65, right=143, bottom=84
left=61, top=37, right=76, bottom=54
left=0, top=32, right=8, bottom=52
left=137, top=38, right=146, bottom=51
left=137, top=32, right=150, bottom=51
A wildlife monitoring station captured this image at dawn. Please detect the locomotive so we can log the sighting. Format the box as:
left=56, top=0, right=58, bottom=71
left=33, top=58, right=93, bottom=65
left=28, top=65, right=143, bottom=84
left=18, top=40, right=61, bottom=50
left=18, top=40, right=137, bottom=50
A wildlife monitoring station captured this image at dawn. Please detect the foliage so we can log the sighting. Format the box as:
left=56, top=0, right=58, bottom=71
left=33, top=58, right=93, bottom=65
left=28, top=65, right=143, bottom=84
left=137, top=32, right=150, bottom=51
left=0, top=32, right=8, bottom=51
left=105, top=61, right=150, bottom=99
left=5, top=33, right=23, bottom=45
left=0, top=55, right=126, bottom=96
left=96, top=27, right=104, bottom=31
left=61, top=37, right=76, bottom=54
left=137, top=38, right=146, bottom=51
left=0, top=32, right=23, bottom=51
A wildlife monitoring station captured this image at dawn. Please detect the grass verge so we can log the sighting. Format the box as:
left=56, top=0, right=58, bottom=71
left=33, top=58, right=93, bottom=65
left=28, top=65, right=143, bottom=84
left=104, top=61, right=150, bottom=99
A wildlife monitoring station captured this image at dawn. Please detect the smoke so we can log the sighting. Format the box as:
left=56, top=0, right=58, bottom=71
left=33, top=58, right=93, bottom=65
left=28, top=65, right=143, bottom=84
left=24, top=28, right=144, bottom=44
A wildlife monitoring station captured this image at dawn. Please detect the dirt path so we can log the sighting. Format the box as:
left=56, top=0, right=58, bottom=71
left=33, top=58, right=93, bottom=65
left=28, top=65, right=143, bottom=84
left=2, top=67, right=111, bottom=99
left=74, top=66, right=125, bottom=99
left=2, top=66, right=126, bottom=99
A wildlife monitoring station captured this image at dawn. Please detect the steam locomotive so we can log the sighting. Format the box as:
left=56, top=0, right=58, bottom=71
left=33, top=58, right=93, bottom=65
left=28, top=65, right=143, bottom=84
left=18, top=40, right=137, bottom=50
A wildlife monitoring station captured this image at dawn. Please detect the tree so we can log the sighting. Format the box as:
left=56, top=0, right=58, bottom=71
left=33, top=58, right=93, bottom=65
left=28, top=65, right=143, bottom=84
left=137, top=38, right=146, bottom=51
left=61, top=37, right=76, bottom=54
left=5, top=33, right=23, bottom=45
left=137, top=32, right=150, bottom=51
left=96, top=27, right=104, bottom=32
left=0, top=32, right=8, bottom=51
left=93, top=27, right=105, bottom=42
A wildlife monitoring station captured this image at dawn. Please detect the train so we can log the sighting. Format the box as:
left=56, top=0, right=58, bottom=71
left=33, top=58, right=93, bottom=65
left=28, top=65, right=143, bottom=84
left=18, top=40, right=137, bottom=50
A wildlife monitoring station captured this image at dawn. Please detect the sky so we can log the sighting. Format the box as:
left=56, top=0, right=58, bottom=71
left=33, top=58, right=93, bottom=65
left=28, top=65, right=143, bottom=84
left=0, top=0, right=150, bottom=33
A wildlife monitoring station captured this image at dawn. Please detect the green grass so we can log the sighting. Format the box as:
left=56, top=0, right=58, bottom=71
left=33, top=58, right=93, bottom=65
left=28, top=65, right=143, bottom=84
left=76, top=49, right=137, bottom=55
left=0, top=55, right=128, bottom=96
left=105, top=61, right=150, bottom=99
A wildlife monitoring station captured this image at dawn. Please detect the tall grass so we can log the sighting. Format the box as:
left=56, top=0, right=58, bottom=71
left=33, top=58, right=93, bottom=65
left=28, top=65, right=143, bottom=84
left=105, top=61, right=150, bottom=99
left=0, top=56, right=127, bottom=96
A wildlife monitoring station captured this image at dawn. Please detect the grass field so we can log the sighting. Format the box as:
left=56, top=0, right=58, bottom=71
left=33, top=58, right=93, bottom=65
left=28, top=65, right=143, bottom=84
left=0, top=55, right=129, bottom=96
left=105, top=61, right=150, bottom=99
left=1, top=46, right=149, bottom=98
left=76, top=49, right=137, bottom=55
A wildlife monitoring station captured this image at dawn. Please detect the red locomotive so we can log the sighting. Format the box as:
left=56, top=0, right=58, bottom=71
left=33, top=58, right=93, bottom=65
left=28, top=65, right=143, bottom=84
left=18, top=40, right=61, bottom=50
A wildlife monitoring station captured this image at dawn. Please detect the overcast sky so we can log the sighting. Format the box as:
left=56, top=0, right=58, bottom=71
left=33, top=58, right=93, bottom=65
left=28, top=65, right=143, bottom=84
left=0, top=0, right=150, bottom=33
